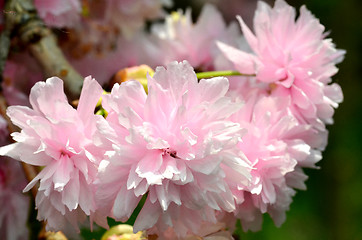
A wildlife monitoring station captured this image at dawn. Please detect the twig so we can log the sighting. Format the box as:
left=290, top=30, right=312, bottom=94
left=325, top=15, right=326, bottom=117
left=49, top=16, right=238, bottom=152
left=0, top=1, right=15, bottom=85
left=196, top=70, right=256, bottom=79
left=0, top=29, right=11, bottom=86
left=27, top=29, right=84, bottom=100
left=3, top=0, right=84, bottom=100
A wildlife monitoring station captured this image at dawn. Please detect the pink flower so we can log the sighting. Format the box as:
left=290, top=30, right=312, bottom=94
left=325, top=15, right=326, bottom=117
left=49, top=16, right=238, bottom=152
left=0, top=158, right=30, bottom=240
left=229, top=93, right=322, bottom=230
left=218, top=0, right=344, bottom=128
left=147, top=4, right=241, bottom=71
left=0, top=76, right=105, bottom=231
left=65, top=4, right=241, bottom=85
left=101, top=0, right=172, bottom=37
left=95, top=61, right=251, bottom=237
left=34, top=0, right=81, bottom=28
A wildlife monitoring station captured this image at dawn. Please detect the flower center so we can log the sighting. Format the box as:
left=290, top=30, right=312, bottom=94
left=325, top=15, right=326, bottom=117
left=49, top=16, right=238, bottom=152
left=59, top=149, right=72, bottom=159
left=162, top=148, right=179, bottom=159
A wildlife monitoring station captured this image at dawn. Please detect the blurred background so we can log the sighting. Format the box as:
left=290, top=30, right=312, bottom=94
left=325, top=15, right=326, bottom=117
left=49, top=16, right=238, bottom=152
left=171, top=0, right=362, bottom=239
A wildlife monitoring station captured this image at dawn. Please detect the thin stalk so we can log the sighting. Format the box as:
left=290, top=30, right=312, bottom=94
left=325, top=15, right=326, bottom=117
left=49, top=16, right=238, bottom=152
left=196, top=70, right=255, bottom=79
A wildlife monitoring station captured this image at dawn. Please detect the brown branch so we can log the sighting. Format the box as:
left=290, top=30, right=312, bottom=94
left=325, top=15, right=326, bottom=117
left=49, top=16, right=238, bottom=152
left=26, top=29, right=84, bottom=100
left=4, top=0, right=84, bottom=100
left=0, top=29, right=11, bottom=84
left=0, top=1, right=15, bottom=84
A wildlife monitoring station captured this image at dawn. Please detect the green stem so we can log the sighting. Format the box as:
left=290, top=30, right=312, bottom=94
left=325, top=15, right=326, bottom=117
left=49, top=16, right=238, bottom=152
left=196, top=70, right=255, bottom=79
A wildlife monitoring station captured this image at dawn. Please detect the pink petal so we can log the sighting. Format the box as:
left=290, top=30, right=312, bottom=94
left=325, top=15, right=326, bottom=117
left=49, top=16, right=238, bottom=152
left=77, top=76, right=103, bottom=125
left=216, top=41, right=256, bottom=75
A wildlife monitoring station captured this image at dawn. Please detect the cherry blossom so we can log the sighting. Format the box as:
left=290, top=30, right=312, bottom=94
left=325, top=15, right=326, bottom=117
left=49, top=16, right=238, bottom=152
left=147, top=4, right=242, bottom=71
left=95, top=61, right=251, bottom=237
left=218, top=0, right=344, bottom=129
left=0, top=76, right=105, bottom=231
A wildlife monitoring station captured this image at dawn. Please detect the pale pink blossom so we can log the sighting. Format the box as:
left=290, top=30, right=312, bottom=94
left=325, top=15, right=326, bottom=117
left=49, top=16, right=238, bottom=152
left=64, top=3, right=241, bottom=85
left=218, top=0, right=344, bottom=128
left=34, top=0, right=81, bottom=28
left=0, top=76, right=105, bottom=231
left=228, top=93, right=322, bottom=230
left=226, top=75, right=328, bottom=151
left=0, top=158, right=30, bottom=240
left=147, top=4, right=242, bottom=71
left=65, top=4, right=240, bottom=85
left=95, top=61, right=251, bottom=237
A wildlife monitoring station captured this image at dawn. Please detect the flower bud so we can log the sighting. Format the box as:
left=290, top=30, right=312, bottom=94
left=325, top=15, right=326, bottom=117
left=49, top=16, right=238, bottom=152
left=112, top=65, right=154, bottom=93
left=101, top=224, right=146, bottom=240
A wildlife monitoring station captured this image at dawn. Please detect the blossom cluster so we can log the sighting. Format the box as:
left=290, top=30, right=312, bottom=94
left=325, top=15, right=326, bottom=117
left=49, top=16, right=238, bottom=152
left=0, top=0, right=344, bottom=239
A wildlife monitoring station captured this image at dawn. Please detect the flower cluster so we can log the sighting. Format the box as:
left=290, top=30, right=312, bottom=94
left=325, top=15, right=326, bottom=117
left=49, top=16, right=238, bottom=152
left=0, top=0, right=344, bottom=239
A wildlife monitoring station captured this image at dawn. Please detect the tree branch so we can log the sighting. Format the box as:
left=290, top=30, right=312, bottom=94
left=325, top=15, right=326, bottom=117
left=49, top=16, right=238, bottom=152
left=3, top=0, right=84, bottom=100
left=0, top=1, right=14, bottom=85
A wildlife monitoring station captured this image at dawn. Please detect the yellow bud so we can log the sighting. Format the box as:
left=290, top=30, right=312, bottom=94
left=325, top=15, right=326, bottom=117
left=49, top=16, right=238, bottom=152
left=101, top=224, right=146, bottom=240
left=113, top=65, right=154, bottom=94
